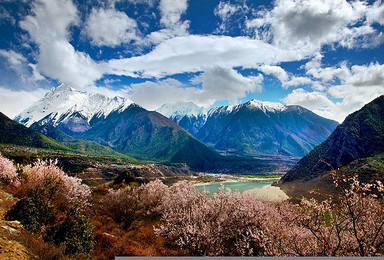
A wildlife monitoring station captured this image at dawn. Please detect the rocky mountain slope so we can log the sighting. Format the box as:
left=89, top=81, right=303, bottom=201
left=281, top=95, right=384, bottom=184
left=192, top=100, right=338, bottom=157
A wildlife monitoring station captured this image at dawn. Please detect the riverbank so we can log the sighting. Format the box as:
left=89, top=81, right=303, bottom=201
left=192, top=176, right=281, bottom=186
left=191, top=177, right=289, bottom=201
left=244, top=184, right=289, bottom=201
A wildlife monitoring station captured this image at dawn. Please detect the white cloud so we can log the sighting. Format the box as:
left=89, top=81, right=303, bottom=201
left=141, top=0, right=190, bottom=45
left=305, top=57, right=384, bottom=88
left=0, top=87, right=46, bottom=118
left=285, top=76, right=313, bottom=87
left=22, top=0, right=79, bottom=40
left=0, top=6, right=16, bottom=25
left=145, top=21, right=190, bottom=44
left=283, top=88, right=334, bottom=110
left=258, top=65, right=312, bottom=88
left=304, top=53, right=351, bottom=82
left=105, top=35, right=311, bottom=78
left=86, top=85, right=130, bottom=99
left=128, top=67, right=263, bottom=110
left=282, top=88, right=346, bottom=122
left=19, top=0, right=103, bottom=88
left=0, top=49, right=46, bottom=84
left=85, top=8, right=139, bottom=47
left=259, top=65, right=288, bottom=83
left=35, top=39, right=103, bottom=88
left=345, top=62, right=384, bottom=87
left=247, top=0, right=381, bottom=51
left=194, top=66, right=263, bottom=104
left=0, top=50, right=26, bottom=66
left=110, top=0, right=156, bottom=7
left=215, top=2, right=240, bottom=21
left=284, top=62, right=384, bottom=122
left=28, top=63, right=45, bottom=81
left=159, top=0, right=188, bottom=28
left=214, top=1, right=245, bottom=33
left=366, top=0, right=384, bottom=25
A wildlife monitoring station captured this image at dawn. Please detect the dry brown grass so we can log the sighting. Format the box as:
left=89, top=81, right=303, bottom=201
left=13, top=231, right=67, bottom=260
left=91, top=214, right=185, bottom=258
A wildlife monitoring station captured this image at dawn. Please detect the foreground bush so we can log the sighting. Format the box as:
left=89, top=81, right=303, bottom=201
left=0, top=153, right=20, bottom=187
left=5, top=196, right=55, bottom=233
left=154, top=172, right=384, bottom=256
left=100, top=179, right=169, bottom=229
left=100, top=171, right=384, bottom=256
left=44, top=210, right=95, bottom=256
left=296, top=172, right=384, bottom=256
left=20, top=159, right=91, bottom=211
left=1, top=156, right=95, bottom=256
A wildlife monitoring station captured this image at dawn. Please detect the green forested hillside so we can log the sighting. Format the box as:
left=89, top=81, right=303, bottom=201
left=0, top=112, right=70, bottom=151
left=281, top=95, right=384, bottom=183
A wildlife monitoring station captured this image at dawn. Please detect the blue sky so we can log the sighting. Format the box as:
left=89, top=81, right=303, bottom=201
left=1, top=0, right=384, bottom=122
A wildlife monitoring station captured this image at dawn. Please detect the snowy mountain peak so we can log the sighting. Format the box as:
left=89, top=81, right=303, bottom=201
left=207, top=105, right=234, bottom=117
left=156, top=102, right=208, bottom=135
left=45, top=83, right=75, bottom=98
left=245, top=99, right=286, bottom=112
left=15, top=84, right=133, bottom=128
left=207, top=100, right=286, bottom=117
left=156, top=102, right=208, bottom=119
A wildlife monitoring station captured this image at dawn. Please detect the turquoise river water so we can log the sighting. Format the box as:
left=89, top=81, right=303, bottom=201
left=195, top=179, right=278, bottom=194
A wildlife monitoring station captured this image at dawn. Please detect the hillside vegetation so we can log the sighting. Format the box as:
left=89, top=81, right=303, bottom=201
left=281, top=95, right=384, bottom=184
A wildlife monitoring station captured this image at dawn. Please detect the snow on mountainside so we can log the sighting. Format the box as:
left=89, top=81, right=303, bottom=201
left=157, top=100, right=286, bottom=121
left=245, top=100, right=286, bottom=112
left=207, top=99, right=286, bottom=117
left=15, top=83, right=133, bottom=127
left=156, top=102, right=208, bottom=136
left=156, top=102, right=208, bottom=122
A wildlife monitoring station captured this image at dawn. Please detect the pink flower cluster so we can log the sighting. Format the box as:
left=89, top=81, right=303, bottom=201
left=100, top=179, right=169, bottom=228
left=0, top=154, right=20, bottom=188
left=21, top=159, right=92, bottom=210
left=102, top=174, right=384, bottom=256
left=0, top=154, right=91, bottom=211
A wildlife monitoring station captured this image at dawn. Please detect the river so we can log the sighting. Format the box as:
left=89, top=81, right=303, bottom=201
left=195, top=179, right=289, bottom=201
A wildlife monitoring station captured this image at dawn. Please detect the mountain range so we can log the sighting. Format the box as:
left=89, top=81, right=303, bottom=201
left=13, top=84, right=339, bottom=171
left=14, top=84, right=221, bottom=170
left=157, top=100, right=338, bottom=157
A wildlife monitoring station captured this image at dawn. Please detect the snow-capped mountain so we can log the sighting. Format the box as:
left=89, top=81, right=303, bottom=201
left=15, top=83, right=133, bottom=131
left=207, top=100, right=286, bottom=117
left=13, top=84, right=225, bottom=170
left=156, top=102, right=208, bottom=121
left=197, top=100, right=339, bottom=157
left=156, top=102, right=208, bottom=136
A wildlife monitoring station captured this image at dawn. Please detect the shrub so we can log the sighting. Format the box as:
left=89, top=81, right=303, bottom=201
left=155, top=183, right=281, bottom=256
left=44, top=210, right=95, bottom=256
left=154, top=174, right=384, bottom=256
left=100, top=186, right=139, bottom=229
left=95, top=172, right=384, bottom=256
left=114, top=169, right=136, bottom=185
left=0, top=153, right=20, bottom=187
left=137, top=179, right=169, bottom=219
left=295, top=171, right=384, bottom=256
left=4, top=158, right=95, bottom=256
left=100, top=179, right=169, bottom=229
left=5, top=196, right=55, bottom=233
left=20, top=159, right=91, bottom=211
